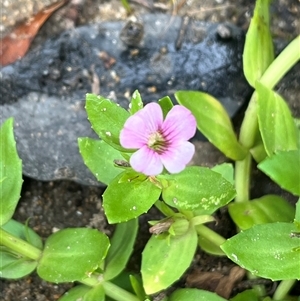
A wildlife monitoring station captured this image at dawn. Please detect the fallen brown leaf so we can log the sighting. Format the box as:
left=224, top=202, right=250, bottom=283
left=186, top=266, right=246, bottom=299
left=0, top=0, right=68, bottom=66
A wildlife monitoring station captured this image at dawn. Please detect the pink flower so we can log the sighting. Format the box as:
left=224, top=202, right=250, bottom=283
left=120, top=103, right=196, bottom=176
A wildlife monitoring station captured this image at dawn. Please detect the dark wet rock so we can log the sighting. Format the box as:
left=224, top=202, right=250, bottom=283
left=0, top=14, right=252, bottom=185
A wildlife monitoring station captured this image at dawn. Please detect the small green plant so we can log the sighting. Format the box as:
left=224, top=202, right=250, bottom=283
left=1, top=0, right=299, bottom=300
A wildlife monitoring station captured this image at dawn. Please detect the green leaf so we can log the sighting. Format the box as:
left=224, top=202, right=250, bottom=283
left=104, top=219, right=138, bottom=280
left=78, top=138, right=124, bottom=185
left=250, top=140, right=268, bottom=163
left=2, top=219, right=43, bottom=250
left=0, top=118, right=23, bottom=225
left=0, top=220, right=42, bottom=279
left=129, top=90, right=143, bottom=114
left=243, top=0, right=274, bottom=86
left=0, top=251, right=38, bottom=279
left=142, top=224, right=197, bottom=294
left=83, top=284, right=105, bottom=301
left=295, top=198, right=300, bottom=229
left=228, top=195, right=295, bottom=230
left=257, top=82, right=298, bottom=156
left=230, top=289, right=259, bottom=301
left=258, top=150, right=300, bottom=195
left=169, top=288, right=227, bottom=301
left=159, top=166, right=236, bottom=213
left=59, top=285, right=91, bottom=301
left=37, top=228, right=110, bottom=283
left=129, top=274, right=147, bottom=301
left=175, top=91, right=247, bottom=160
left=212, top=163, right=234, bottom=185
left=158, top=96, right=174, bottom=118
left=85, top=94, right=130, bottom=151
left=103, top=171, right=161, bottom=223
left=221, top=223, right=300, bottom=280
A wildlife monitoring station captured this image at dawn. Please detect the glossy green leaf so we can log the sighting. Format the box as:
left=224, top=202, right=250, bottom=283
left=250, top=141, right=268, bottom=163
left=129, top=90, right=143, bottom=114
left=103, top=172, right=161, bottom=223
left=85, top=94, right=130, bottom=151
left=59, top=285, right=91, bottom=301
left=212, top=163, right=234, bottom=185
left=2, top=219, right=43, bottom=250
left=129, top=274, right=147, bottom=301
left=78, top=138, right=124, bottom=185
left=158, top=96, right=173, bottom=118
left=228, top=195, right=295, bottom=230
left=0, top=250, right=37, bottom=279
left=258, top=150, right=300, bottom=195
left=295, top=199, right=300, bottom=229
left=159, top=166, right=235, bottom=213
left=197, top=236, right=225, bottom=256
left=0, top=118, right=23, bottom=225
left=175, top=91, right=247, bottom=160
left=83, top=284, right=105, bottom=301
left=104, top=219, right=138, bottom=280
left=257, top=82, right=298, bottom=156
left=243, top=0, right=274, bottom=86
left=37, top=228, right=110, bottom=283
left=0, top=220, right=42, bottom=279
left=141, top=224, right=197, bottom=294
left=230, top=289, right=259, bottom=301
left=221, top=223, right=300, bottom=280
left=169, top=288, right=227, bottom=301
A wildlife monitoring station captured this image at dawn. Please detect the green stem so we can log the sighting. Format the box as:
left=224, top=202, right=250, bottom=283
left=273, top=279, right=296, bottom=300
left=0, top=228, right=42, bottom=260
left=196, top=224, right=226, bottom=255
left=247, top=271, right=266, bottom=297
left=103, top=281, right=140, bottom=301
left=81, top=275, right=140, bottom=301
left=235, top=35, right=300, bottom=203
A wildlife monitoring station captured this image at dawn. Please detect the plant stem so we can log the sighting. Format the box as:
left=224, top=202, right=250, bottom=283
left=235, top=35, right=300, bottom=203
left=81, top=275, right=140, bottom=301
left=103, top=281, right=140, bottom=301
left=196, top=224, right=226, bottom=255
left=0, top=228, right=42, bottom=260
left=247, top=271, right=266, bottom=297
left=273, top=279, right=296, bottom=300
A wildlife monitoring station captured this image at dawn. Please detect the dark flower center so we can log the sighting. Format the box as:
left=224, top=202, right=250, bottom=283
left=147, top=131, right=168, bottom=154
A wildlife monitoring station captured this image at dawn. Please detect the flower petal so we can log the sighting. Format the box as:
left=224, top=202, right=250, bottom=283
left=130, top=146, right=163, bottom=176
left=120, top=102, right=163, bottom=149
left=160, top=141, right=195, bottom=174
left=162, top=105, right=196, bottom=142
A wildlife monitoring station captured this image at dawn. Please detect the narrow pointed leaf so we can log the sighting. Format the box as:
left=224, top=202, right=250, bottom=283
left=257, top=82, right=297, bottom=156
left=175, top=91, right=247, bottom=160
left=158, top=96, right=174, bottom=118
left=0, top=118, right=23, bottom=225
left=243, top=0, right=274, bottom=86
left=129, top=90, right=143, bottom=114
left=104, top=219, right=138, bottom=280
